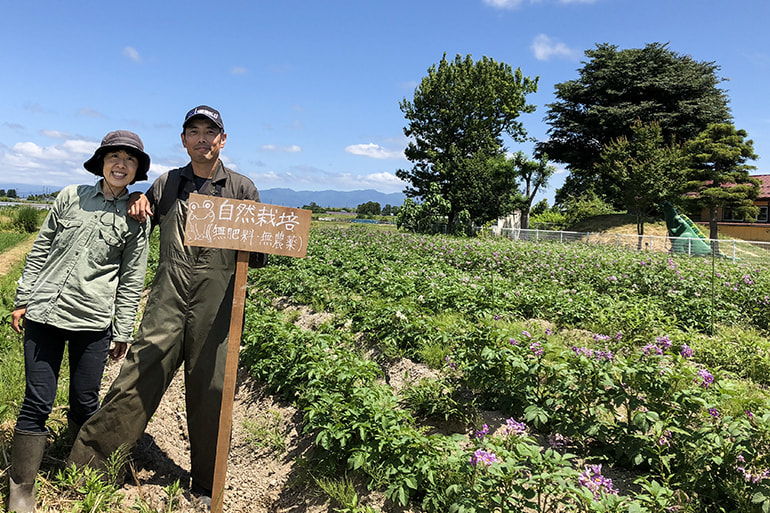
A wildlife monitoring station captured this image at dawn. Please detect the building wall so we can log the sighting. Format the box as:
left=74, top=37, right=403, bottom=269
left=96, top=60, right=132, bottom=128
left=695, top=198, right=770, bottom=241
left=695, top=221, right=770, bottom=242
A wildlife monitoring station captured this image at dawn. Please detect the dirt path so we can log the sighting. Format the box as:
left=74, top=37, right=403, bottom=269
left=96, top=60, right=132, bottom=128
left=0, top=235, right=35, bottom=275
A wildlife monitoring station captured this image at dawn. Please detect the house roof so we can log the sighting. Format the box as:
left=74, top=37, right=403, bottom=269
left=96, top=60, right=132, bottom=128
left=755, top=174, right=770, bottom=198
left=698, top=174, right=770, bottom=199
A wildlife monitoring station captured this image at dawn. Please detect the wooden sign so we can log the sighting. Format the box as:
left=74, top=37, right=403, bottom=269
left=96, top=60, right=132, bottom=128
left=183, top=192, right=312, bottom=257
left=182, top=192, right=312, bottom=512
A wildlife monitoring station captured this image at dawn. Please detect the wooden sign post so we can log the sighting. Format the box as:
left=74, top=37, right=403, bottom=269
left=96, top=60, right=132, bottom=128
left=184, top=193, right=312, bottom=512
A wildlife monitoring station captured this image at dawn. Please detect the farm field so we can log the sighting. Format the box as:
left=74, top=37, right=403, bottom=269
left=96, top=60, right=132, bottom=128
left=239, top=226, right=770, bottom=512
left=2, top=223, right=770, bottom=512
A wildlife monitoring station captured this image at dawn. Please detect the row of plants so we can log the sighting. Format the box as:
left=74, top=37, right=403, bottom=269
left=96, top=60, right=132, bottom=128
left=242, top=303, right=668, bottom=511
left=240, top=226, right=770, bottom=511
left=241, top=291, right=770, bottom=511
left=254, top=227, right=770, bottom=375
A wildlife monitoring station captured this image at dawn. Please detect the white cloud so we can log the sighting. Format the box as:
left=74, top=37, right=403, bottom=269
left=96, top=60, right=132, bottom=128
left=261, top=144, right=302, bottom=153
left=145, top=163, right=174, bottom=184
left=0, top=137, right=100, bottom=185
left=4, top=139, right=94, bottom=164
left=484, top=0, right=597, bottom=8
left=231, top=66, right=247, bottom=75
left=40, top=129, right=72, bottom=139
left=345, top=143, right=404, bottom=160
left=78, top=107, right=104, bottom=118
left=122, top=46, right=142, bottom=63
left=531, top=34, right=579, bottom=61
left=482, top=0, right=525, bottom=8
left=251, top=167, right=407, bottom=194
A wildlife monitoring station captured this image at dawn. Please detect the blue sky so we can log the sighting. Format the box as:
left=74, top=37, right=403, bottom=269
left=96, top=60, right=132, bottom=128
left=2, top=0, right=769, bottom=204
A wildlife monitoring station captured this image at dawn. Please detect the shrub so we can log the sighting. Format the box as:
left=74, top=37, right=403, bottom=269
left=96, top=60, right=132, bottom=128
left=15, top=206, right=42, bottom=233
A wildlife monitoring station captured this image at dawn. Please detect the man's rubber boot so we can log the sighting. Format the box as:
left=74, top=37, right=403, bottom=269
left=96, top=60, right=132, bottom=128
left=67, top=418, right=81, bottom=445
left=8, top=429, right=47, bottom=513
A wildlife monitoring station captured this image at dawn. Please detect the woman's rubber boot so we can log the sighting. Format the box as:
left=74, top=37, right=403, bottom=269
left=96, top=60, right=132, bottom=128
left=8, top=429, right=47, bottom=513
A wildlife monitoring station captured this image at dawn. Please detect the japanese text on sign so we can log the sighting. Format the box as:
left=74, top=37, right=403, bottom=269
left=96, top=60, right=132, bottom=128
left=184, top=193, right=312, bottom=258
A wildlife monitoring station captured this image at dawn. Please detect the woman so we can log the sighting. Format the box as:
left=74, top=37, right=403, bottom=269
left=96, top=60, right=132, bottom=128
left=7, top=130, right=151, bottom=513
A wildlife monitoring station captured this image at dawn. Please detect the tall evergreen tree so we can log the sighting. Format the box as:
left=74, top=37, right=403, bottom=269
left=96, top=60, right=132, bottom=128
left=536, top=42, right=730, bottom=207
left=684, top=123, right=760, bottom=241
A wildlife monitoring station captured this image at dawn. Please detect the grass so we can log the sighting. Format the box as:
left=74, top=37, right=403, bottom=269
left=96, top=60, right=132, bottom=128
left=242, top=410, right=287, bottom=453
left=0, top=232, right=32, bottom=253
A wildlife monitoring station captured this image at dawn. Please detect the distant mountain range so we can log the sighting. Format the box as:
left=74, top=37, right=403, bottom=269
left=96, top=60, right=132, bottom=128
left=6, top=184, right=407, bottom=210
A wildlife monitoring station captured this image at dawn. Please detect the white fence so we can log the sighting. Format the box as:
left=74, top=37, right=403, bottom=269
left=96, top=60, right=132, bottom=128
left=492, top=227, right=770, bottom=267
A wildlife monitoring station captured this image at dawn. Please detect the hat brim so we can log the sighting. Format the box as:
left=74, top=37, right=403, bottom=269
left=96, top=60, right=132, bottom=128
left=84, top=145, right=150, bottom=183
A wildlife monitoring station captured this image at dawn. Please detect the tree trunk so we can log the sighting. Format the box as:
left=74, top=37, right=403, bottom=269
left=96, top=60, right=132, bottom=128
left=709, top=207, right=719, bottom=255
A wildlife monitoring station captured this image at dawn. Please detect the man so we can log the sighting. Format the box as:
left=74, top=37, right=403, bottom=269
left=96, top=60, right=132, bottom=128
left=69, top=106, right=267, bottom=505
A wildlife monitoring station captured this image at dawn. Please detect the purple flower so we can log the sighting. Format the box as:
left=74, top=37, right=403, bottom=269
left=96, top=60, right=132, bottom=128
left=573, top=346, right=593, bottom=358
left=747, top=410, right=755, bottom=420
left=595, top=350, right=614, bottom=362
left=505, top=418, right=527, bottom=436
left=709, top=408, right=719, bottom=418
left=548, top=433, right=569, bottom=448
left=578, top=464, right=617, bottom=500
left=474, top=424, right=489, bottom=439
left=509, top=338, right=519, bottom=346
left=696, top=368, right=714, bottom=388
left=680, top=344, right=693, bottom=358
left=643, top=343, right=663, bottom=356
left=655, top=335, right=672, bottom=349
left=522, top=330, right=532, bottom=338
left=469, top=449, right=498, bottom=467
left=530, top=341, right=544, bottom=356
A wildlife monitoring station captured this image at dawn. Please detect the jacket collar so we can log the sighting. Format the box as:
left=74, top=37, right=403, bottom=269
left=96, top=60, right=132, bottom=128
left=180, top=160, right=227, bottom=184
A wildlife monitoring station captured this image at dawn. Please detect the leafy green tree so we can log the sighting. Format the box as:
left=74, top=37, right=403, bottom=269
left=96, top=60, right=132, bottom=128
left=302, top=201, right=326, bottom=214
left=562, top=193, right=617, bottom=228
left=397, top=53, right=538, bottom=224
left=396, top=183, right=451, bottom=233
left=509, top=152, right=555, bottom=229
left=596, top=121, right=687, bottom=239
left=7, top=189, right=17, bottom=199
left=537, top=42, right=730, bottom=207
left=444, top=152, right=521, bottom=225
left=684, top=123, right=760, bottom=241
left=530, top=199, right=549, bottom=217
left=356, top=201, right=381, bottom=217
left=0, top=189, right=6, bottom=198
